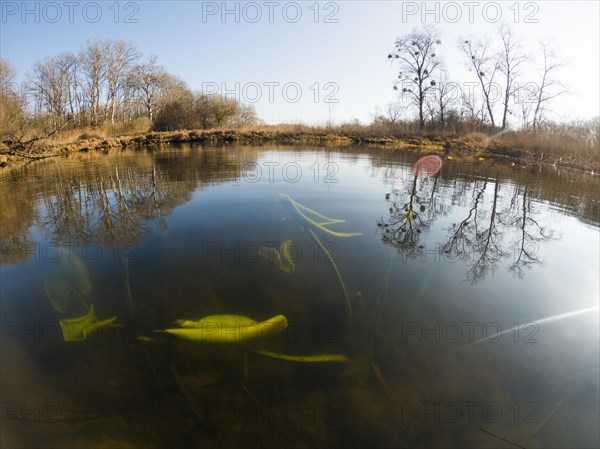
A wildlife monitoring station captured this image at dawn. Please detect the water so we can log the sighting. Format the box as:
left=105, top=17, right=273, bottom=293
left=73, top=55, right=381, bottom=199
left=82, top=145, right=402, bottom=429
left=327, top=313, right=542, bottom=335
left=1, top=145, right=598, bottom=448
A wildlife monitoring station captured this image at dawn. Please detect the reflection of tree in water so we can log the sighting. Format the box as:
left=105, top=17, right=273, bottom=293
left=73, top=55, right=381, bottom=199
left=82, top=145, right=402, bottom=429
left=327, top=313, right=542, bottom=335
left=377, top=171, right=440, bottom=258
left=503, top=183, right=553, bottom=278
left=378, top=165, right=555, bottom=282
left=1, top=148, right=245, bottom=262
left=463, top=177, right=505, bottom=283
left=40, top=162, right=185, bottom=247
left=0, top=187, right=37, bottom=264
left=442, top=180, right=487, bottom=260
left=442, top=173, right=553, bottom=283
left=446, top=173, right=555, bottom=282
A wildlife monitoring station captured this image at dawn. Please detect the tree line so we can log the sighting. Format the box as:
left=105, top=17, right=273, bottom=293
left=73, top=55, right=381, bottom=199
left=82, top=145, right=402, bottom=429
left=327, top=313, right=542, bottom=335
left=386, top=24, right=568, bottom=131
left=0, top=39, right=257, bottom=143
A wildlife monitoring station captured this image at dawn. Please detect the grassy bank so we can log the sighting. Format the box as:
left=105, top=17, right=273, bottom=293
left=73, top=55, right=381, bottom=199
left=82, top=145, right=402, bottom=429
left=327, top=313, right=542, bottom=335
left=1, top=128, right=597, bottom=172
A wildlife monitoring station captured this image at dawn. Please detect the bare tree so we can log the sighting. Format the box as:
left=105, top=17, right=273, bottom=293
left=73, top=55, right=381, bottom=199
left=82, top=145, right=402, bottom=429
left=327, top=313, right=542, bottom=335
left=0, top=59, right=17, bottom=94
left=235, top=103, right=258, bottom=127
left=211, top=97, right=238, bottom=127
left=104, top=40, right=140, bottom=125
left=31, top=52, right=75, bottom=127
left=498, top=24, right=527, bottom=129
left=79, top=40, right=107, bottom=126
left=130, top=56, right=171, bottom=123
left=460, top=92, right=486, bottom=125
left=460, top=37, right=500, bottom=128
left=431, top=70, right=457, bottom=128
left=384, top=101, right=402, bottom=123
left=531, top=42, right=567, bottom=132
left=371, top=101, right=404, bottom=126
left=389, top=25, right=442, bottom=130
left=0, top=59, right=25, bottom=142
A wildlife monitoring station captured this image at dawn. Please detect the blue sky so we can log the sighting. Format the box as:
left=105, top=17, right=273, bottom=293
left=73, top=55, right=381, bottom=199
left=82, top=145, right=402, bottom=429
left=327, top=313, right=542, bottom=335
left=2, top=1, right=599, bottom=125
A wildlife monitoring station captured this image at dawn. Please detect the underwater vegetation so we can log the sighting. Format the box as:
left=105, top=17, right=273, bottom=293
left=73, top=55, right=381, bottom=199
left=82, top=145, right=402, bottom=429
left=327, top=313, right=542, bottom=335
left=258, top=240, right=296, bottom=273
left=278, top=193, right=366, bottom=351
left=152, top=313, right=348, bottom=363
left=44, top=276, right=74, bottom=315
left=251, top=350, right=348, bottom=363
left=44, top=246, right=92, bottom=314
left=160, top=314, right=289, bottom=343
left=279, top=193, right=362, bottom=238
left=59, top=305, right=118, bottom=342
left=44, top=247, right=118, bottom=342
left=144, top=194, right=370, bottom=364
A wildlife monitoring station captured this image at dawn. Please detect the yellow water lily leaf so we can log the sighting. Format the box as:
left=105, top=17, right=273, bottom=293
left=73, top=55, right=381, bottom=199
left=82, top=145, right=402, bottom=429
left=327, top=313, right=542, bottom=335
left=160, top=314, right=288, bottom=343
left=59, top=305, right=118, bottom=342
left=280, top=193, right=362, bottom=238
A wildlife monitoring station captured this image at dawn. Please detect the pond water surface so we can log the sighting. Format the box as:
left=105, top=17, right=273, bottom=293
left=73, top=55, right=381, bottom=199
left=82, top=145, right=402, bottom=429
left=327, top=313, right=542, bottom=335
left=1, top=145, right=598, bottom=448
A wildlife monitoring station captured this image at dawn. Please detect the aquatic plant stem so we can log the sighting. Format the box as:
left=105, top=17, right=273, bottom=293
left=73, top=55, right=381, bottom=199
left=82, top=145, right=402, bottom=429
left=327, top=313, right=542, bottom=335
left=170, top=364, right=204, bottom=424
left=282, top=193, right=362, bottom=237
left=308, top=228, right=354, bottom=348
left=363, top=259, right=392, bottom=352
left=250, top=349, right=348, bottom=362
left=124, top=257, right=136, bottom=320
left=479, top=428, right=527, bottom=449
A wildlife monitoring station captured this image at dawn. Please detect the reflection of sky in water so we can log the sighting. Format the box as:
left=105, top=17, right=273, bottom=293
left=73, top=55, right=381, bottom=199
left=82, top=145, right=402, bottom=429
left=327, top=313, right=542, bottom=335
left=0, top=146, right=598, bottom=448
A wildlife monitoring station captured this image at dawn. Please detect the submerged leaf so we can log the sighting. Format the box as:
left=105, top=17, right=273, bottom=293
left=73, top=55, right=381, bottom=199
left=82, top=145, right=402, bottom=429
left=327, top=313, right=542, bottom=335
left=161, top=314, right=288, bottom=343
left=44, top=277, right=70, bottom=313
left=59, top=246, right=92, bottom=297
left=59, top=305, right=117, bottom=342
left=258, top=240, right=296, bottom=273
left=175, top=314, right=257, bottom=328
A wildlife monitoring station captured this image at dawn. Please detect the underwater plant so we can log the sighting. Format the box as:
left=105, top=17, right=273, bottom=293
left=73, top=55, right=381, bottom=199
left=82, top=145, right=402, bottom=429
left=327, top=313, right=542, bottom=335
left=44, top=277, right=72, bottom=314
left=44, top=246, right=92, bottom=314
left=44, top=246, right=121, bottom=342
left=279, top=193, right=362, bottom=238
left=159, top=314, right=289, bottom=343
left=352, top=259, right=393, bottom=357
left=258, top=240, right=296, bottom=273
left=151, top=313, right=348, bottom=363
left=278, top=193, right=362, bottom=349
left=308, top=228, right=353, bottom=321
left=59, top=305, right=118, bottom=342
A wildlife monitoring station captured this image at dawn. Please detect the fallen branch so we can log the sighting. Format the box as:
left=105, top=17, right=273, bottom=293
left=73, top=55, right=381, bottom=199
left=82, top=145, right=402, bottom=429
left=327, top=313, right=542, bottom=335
left=1, top=118, right=71, bottom=159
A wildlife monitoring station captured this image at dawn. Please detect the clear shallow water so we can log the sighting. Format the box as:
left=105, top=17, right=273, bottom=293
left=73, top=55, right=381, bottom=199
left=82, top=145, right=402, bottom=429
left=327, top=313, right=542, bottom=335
left=1, top=145, right=598, bottom=448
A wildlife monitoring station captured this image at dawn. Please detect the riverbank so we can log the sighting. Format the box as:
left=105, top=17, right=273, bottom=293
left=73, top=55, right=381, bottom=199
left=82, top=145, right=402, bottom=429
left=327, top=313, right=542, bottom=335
left=1, top=129, right=597, bottom=172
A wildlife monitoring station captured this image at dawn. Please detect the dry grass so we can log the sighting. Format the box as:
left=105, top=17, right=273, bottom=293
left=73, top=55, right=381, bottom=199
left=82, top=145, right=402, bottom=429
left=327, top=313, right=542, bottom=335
left=489, top=126, right=598, bottom=169
left=3, top=117, right=597, bottom=172
left=461, top=132, right=489, bottom=147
